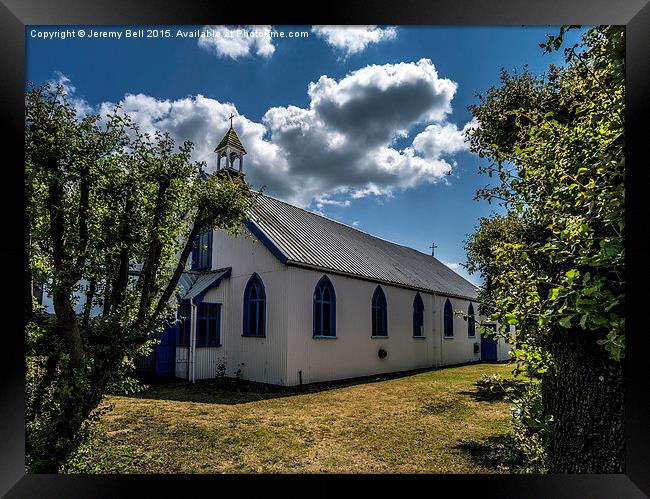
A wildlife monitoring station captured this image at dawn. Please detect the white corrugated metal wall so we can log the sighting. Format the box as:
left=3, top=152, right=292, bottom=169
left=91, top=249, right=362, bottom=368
left=194, top=283, right=229, bottom=380
left=175, top=347, right=189, bottom=378
left=210, top=228, right=289, bottom=385
left=190, top=227, right=499, bottom=387
left=285, top=267, right=440, bottom=386
left=436, top=295, right=482, bottom=366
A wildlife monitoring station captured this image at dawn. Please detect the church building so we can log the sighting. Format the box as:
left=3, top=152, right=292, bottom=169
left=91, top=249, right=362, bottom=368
left=161, top=126, right=511, bottom=386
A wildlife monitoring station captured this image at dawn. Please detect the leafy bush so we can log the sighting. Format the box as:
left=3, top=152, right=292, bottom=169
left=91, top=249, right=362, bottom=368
left=477, top=373, right=548, bottom=472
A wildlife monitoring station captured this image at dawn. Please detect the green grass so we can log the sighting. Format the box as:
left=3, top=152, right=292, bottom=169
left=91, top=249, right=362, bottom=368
left=66, top=362, right=517, bottom=474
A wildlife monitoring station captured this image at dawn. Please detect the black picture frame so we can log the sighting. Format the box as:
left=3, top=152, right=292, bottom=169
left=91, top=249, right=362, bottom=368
left=2, top=1, right=648, bottom=497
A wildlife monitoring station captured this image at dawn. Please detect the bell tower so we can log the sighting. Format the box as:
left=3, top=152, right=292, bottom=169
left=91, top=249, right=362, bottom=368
left=215, top=113, right=247, bottom=180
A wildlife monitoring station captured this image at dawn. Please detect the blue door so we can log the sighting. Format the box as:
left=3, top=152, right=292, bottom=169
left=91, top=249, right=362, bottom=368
left=155, top=323, right=176, bottom=377
left=481, top=324, right=498, bottom=361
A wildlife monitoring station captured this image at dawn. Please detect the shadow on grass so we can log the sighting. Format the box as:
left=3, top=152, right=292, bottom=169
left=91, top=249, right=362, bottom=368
left=127, top=361, right=508, bottom=405
left=128, top=365, right=451, bottom=405
left=129, top=378, right=291, bottom=405
left=420, top=398, right=463, bottom=414
left=455, top=434, right=525, bottom=473
left=458, top=378, right=528, bottom=402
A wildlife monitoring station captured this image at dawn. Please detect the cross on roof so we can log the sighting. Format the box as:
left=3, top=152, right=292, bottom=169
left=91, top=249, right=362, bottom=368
left=228, top=112, right=235, bottom=129
left=429, top=242, right=438, bottom=256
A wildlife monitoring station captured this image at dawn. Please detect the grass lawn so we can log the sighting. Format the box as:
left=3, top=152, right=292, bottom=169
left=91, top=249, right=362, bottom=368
left=68, top=362, right=518, bottom=474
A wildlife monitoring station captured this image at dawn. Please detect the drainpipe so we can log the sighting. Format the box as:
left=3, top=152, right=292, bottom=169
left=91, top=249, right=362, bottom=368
left=437, top=294, right=443, bottom=367
left=190, top=299, right=198, bottom=383
left=185, top=303, right=190, bottom=381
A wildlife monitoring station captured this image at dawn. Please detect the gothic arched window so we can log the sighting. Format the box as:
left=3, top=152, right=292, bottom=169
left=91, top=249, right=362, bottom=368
left=467, top=303, right=476, bottom=337
left=371, top=286, right=388, bottom=337
left=243, top=274, right=266, bottom=337
left=313, top=276, right=336, bottom=337
left=444, top=299, right=454, bottom=337
left=413, top=293, right=424, bottom=337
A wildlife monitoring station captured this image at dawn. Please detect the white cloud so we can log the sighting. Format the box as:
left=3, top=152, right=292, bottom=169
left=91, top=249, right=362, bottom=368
left=312, top=25, right=397, bottom=56
left=96, top=93, right=288, bottom=193
left=198, top=25, right=275, bottom=59
left=56, top=59, right=472, bottom=208
left=48, top=71, right=93, bottom=117
left=412, top=121, right=471, bottom=158
left=314, top=195, right=351, bottom=210
left=261, top=59, right=462, bottom=205
left=442, top=261, right=462, bottom=271
left=443, top=261, right=482, bottom=287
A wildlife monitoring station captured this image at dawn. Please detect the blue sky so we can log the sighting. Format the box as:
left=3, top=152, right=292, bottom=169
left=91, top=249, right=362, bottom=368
left=26, top=25, right=586, bottom=285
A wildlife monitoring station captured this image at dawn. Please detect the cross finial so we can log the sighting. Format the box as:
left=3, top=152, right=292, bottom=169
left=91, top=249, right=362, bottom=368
left=429, top=242, right=438, bottom=256
left=228, top=113, right=235, bottom=129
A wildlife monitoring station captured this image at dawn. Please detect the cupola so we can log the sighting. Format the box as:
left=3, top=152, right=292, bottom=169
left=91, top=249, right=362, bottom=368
left=215, top=113, right=246, bottom=179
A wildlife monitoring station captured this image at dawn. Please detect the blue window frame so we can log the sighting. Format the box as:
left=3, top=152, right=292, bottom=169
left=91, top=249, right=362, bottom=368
left=243, top=273, right=266, bottom=337
left=192, top=228, right=213, bottom=270
left=197, top=303, right=221, bottom=347
left=371, top=286, right=388, bottom=337
left=313, top=276, right=336, bottom=337
left=176, top=301, right=191, bottom=346
left=444, top=299, right=454, bottom=337
left=413, top=293, right=424, bottom=337
left=467, top=303, right=476, bottom=337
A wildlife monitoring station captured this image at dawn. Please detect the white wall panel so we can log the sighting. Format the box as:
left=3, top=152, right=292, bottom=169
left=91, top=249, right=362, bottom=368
left=437, top=296, right=482, bottom=366
left=210, top=228, right=289, bottom=385
left=194, top=347, right=226, bottom=380
left=203, top=227, right=486, bottom=387
left=175, top=347, right=189, bottom=379
left=285, top=267, right=436, bottom=386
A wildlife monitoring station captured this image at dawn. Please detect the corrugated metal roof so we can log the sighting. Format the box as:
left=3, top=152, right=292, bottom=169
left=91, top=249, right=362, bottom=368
left=178, top=268, right=231, bottom=302
left=247, top=195, right=479, bottom=300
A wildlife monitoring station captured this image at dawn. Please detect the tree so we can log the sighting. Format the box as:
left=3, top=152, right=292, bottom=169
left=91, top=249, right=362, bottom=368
left=464, top=26, right=625, bottom=472
left=25, top=82, right=256, bottom=472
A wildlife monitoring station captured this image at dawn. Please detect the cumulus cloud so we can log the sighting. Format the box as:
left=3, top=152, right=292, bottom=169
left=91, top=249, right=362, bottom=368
left=442, top=261, right=462, bottom=272
left=48, top=71, right=93, bottom=117
left=443, top=261, right=481, bottom=287
left=96, top=92, right=287, bottom=189
left=261, top=58, right=467, bottom=205
left=55, top=59, right=473, bottom=208
left=412, top=119, right=477, bottom=158
left=312, top=25, right=397, bottom=56
left=198, top=25, right=275, bottom=59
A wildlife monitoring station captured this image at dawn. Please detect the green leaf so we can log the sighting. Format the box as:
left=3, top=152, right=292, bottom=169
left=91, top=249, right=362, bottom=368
left=579, top=314, right=588, bottom=329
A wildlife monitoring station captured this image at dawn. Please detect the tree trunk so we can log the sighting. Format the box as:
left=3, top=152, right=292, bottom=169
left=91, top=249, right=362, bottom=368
left=52, top=291, right=84, bottom=369
left=542, top=328, right=624, bottom=473
left=150, top=218, right=203, bottom=323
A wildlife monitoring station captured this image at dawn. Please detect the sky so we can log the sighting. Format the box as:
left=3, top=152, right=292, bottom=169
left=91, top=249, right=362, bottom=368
left=26, top=25, right=586, bottom=286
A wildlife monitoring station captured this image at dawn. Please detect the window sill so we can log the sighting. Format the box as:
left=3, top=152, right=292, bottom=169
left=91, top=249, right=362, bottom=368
left=371, top=335, right=389, bottom=339
left=443, top=336, right=454, bottom=339
left=242, top=334, right=266, bottom=338
left=413, top=336, right=427, bottom=339
left=313, top=335, right=337, bottom=339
